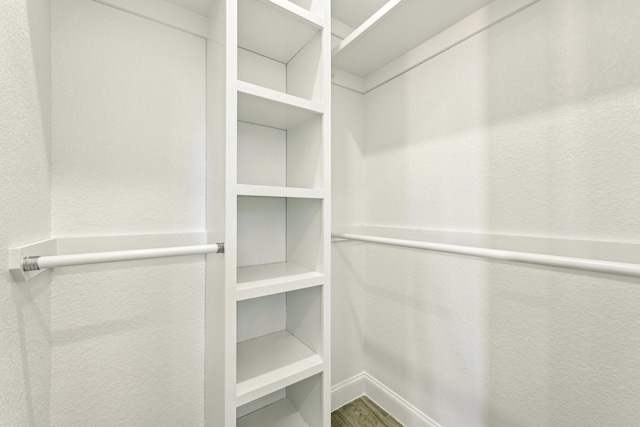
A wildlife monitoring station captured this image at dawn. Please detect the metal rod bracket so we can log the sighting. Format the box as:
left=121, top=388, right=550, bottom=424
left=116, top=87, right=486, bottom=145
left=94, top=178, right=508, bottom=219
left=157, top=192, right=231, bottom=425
left=22, top=256, right=41, bottom=271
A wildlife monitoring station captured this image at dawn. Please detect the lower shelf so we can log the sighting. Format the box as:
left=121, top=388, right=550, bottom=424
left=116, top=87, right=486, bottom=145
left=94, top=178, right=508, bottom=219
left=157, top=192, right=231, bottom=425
left=237, top=398, right=310, bottom=427
left=237, top=330, right=323, bottom=406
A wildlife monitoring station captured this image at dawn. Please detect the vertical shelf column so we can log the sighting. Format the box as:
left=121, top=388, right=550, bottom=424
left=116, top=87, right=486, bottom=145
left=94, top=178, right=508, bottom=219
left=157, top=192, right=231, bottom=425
left=207, top=0, right=330, bottom=426
left=205, top=0, right=238, bottom=425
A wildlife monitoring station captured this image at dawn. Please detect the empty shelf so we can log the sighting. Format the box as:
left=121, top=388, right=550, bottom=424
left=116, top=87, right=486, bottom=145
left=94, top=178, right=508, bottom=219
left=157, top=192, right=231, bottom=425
left=237, top=262, right=324, bottom=301
left=332, top=0, right=493, bottom=76
left=239, top=0, right=323, bottom=63
left=237, top=330, right=323, bottom=406
left=238, top=81, right=324, bottom=130
left=237, top=398, right=310, bottom=427
left=236, top=184, right=324, bottom=199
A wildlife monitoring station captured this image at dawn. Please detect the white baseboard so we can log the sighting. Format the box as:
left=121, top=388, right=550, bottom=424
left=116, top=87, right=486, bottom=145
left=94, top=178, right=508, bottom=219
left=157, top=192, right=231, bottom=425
left=330, top=372, right=367, bottom=411
left=331, top=372, right=441, bottom=427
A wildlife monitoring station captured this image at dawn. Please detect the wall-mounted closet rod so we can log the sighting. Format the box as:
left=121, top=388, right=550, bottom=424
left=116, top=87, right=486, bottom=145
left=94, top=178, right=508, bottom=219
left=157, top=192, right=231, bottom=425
left=332, top=233, right=640, bottom=278
left=22, top=243, right=225, bottom=272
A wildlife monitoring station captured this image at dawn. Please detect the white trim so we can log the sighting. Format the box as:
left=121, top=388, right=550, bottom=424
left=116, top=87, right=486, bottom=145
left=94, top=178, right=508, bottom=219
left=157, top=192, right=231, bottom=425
left=331, top=17, right=354, bottom=40
left=56, top=232, right=208, bottom=254
left=331, top=68, right=365, bottom=94
left=331, top=372, right=441, bottom=427
left=363, top=0, right=542, bottom=92
left=330, top=372, right=367, bottom=411
left=9, top=239, right=58, bottom=282
left=365, top=374, right=441, bottom=427
left=92, top=0, right=209, bottom=38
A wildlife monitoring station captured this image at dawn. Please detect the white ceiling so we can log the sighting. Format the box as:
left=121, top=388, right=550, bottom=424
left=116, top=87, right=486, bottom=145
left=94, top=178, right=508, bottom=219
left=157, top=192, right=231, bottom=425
left=164, top=0, right=211, bottom=16
left=332, top=0, right=389, bottom=29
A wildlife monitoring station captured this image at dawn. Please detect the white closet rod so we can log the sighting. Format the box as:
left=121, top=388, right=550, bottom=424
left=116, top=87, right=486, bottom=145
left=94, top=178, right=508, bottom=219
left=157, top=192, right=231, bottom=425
left=332, top=233, right=640, bottom=278
left=22, top=243, right=224, bottom=272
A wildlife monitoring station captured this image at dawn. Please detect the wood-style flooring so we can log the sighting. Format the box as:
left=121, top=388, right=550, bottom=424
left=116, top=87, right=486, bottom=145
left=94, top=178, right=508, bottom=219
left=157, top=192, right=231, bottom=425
left=331, top=396, right=403, bottom=427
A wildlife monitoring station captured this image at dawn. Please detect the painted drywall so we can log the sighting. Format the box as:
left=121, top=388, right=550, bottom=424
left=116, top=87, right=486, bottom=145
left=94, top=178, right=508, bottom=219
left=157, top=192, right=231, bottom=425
left=50, top=1, right=206, bottom=425
left=333, top=0, right=640, bottom=425
left=0, top=0, right=52, bottom=425
left=331, top=85, right=366, bottom=386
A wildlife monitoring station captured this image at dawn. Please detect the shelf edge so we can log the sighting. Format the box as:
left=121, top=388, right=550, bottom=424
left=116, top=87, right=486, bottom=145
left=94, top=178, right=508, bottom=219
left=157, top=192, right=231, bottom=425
left=236, top=184, right=325, bottom=199
left=332, top=0, right=405, bottom=58
left=236, top=357, right=324, bottom=407
left=237, top=272, right=324, bottom=301
left=266, top=0, right=325, bottom=29
left=237, top=80, right=324, bottom=115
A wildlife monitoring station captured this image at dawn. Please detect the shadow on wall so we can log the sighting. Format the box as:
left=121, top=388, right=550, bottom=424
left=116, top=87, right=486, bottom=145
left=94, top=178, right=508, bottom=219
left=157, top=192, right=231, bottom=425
left=331, top=240, right=367, bottom=384
left=27, top=0, right=52, bottom=157
left=0, top=0, right=53, bottom=426
left=485, top=1, right=640, bottom=424
left=357, top=0, right=640, bottom=426
left=12, top=272, right=52, bottom=427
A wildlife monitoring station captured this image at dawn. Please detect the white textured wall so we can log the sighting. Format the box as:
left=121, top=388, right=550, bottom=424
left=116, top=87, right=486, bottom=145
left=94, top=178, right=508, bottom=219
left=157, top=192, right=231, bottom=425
left=336, top=0, right=640, bottom=425
left=51, top=1, right=206, bottom=425
left=331, top=85, right=366, bottom=385
left=0, top=0, right=52, bottom=426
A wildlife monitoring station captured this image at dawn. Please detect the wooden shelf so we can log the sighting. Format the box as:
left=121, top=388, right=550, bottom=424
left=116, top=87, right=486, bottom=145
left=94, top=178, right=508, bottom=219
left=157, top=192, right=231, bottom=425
left=237, top=398, right=310, bottom=427
left=237, top=262, right=324, bottom=301
left=238, top=81, right=323, bottom=130
left=332, top=0, right=493, bottom=76
left=236, top=184, right=324, bottom=199
left=237, top=330, right=324, bottom=406
left=239, top=0, right=323, bottom=63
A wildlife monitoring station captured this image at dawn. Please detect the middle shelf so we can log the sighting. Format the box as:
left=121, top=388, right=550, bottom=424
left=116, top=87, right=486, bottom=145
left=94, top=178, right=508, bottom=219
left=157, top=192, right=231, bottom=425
left=236, top=185, right=324, bottom=199
left=237, top=81, right=324, bottom=130
left=237, top=261, right=324, bottom=301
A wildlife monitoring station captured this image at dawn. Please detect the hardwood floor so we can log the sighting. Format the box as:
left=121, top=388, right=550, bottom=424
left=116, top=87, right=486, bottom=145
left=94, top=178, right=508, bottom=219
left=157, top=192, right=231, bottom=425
left=331, top=396, right=403, bottom=427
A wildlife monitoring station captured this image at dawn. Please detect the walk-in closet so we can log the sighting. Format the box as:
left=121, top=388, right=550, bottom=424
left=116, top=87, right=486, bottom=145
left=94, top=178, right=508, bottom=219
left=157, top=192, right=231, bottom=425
left=3, top=0, right=640, bottom=426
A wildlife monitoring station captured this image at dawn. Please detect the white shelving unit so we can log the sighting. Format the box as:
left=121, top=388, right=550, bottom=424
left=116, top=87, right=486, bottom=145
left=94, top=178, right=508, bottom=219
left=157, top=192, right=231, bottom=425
left=207, top=0, right=331, bottom=425
left=331, top=0, right=493, bottom=76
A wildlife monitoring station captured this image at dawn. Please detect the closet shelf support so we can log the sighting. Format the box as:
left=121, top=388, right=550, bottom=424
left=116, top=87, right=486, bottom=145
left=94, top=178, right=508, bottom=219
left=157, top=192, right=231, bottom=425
left=332, top=232, right=640, bottom=278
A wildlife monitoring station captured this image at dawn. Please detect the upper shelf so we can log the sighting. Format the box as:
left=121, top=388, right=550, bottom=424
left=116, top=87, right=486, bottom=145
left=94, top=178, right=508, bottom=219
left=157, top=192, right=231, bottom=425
left=239, top=0, right=324, bottom=63
left=332, top=0, right=494, bottom=77
left=237, top=81, right=324, bottom=130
